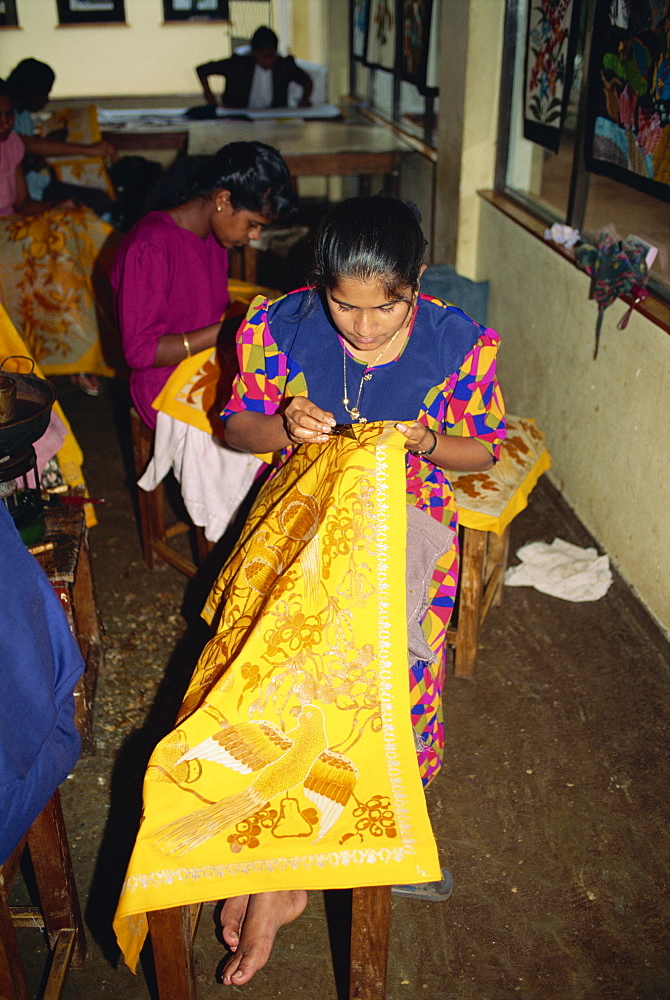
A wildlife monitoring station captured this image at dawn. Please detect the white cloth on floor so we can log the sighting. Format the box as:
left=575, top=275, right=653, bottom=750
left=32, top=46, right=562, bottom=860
left=138, top=410, right=263, bottom=543
left=505, top=538, right=613, bottom=602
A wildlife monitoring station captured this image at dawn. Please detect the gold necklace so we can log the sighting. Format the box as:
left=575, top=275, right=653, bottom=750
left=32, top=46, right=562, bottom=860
left=342, top=328, right=402, bottom=423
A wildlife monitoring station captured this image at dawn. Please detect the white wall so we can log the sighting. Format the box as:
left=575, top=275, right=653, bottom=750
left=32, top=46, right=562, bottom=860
left=0, top=0, right=306, bottom=97
left=478, top=204, right=670, bottom=633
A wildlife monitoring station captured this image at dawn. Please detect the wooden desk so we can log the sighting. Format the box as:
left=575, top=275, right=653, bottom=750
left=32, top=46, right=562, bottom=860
left=187, top=119, right=408, bottom=192
left=35, top=505, right=104, bottom=757
left=100, top=115, right=409, bottom=190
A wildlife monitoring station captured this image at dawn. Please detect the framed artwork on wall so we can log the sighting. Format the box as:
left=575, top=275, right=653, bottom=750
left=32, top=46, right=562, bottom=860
left=366, top=0, right=396, bottom=71
left=523, top=0, right=581, bottom=153
left=584, top=0, right=670, bottom=202
left=399, top=0, right=434, bottom=93
left=56, top=0, right=126, bottom=25
left=0, top=0, right=19, bottom=27
left=162, top=0, right=229, bottom=22
left=352, top=0, right=371, bottom=61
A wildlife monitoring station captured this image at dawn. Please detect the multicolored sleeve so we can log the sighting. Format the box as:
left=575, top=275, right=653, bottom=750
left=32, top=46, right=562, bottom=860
left=223, top=296, right=288, bottom=418
left=444, top=330, right=506, bottom=460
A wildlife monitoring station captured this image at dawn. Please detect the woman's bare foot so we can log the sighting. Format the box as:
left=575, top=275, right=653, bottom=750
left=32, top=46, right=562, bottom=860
left=70, top=373, right=101, bottom=396
left=220, top=889, right=307, bottom=986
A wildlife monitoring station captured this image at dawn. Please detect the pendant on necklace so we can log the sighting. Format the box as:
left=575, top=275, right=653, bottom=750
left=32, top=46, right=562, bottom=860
left=363, top=372, right=373, bottom=381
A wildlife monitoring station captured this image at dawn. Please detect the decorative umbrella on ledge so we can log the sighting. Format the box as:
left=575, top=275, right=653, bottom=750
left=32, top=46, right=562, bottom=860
left=574, top=233, right=649, bottom=359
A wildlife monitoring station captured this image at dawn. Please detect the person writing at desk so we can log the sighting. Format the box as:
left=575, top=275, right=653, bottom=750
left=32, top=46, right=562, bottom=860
left=196, top=26, right=313, bottom=110
left=110, top=141, right=297, bottom=430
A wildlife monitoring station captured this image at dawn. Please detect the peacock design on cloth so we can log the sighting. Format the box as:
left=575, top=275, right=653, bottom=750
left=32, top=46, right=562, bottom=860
left=155, top=705, right=358, bottom=856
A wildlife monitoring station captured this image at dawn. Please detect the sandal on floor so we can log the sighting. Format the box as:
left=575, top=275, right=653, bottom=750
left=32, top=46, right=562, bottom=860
left=392, top=868, right=453, bottom=901
left=71, top=373, right=101, bottom=396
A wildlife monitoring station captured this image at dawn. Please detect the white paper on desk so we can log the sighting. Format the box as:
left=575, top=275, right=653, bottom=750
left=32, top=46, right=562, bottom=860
left=96, top=108, right=189, bottom=124
left=214, top=103, right=341, bottom=120
left=138, top=411, right=262, bottom=543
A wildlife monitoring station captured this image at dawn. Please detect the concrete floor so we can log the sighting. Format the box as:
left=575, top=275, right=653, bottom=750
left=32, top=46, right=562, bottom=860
left=14, top=377, right=670, bottom=1000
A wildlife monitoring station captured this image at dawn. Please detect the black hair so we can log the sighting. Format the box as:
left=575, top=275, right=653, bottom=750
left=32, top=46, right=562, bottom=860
left=0, top=79, right=11, bottom=102
left=142, top=141, right=297, bottom=219
left=311, top=195, right=426, bottom=297
left=251, top=26, right=278, bottom=51
left=6, top=58, right=55, bottom=99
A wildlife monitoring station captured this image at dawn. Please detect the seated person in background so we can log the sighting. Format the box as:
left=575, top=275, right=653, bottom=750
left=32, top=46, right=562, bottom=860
left=7, top=57, right=117, bottom=219
left=196, top=26, right=313, bottom=110
left=110, top=141, right=297, bottom=430
left=0, top=79, right=116, bottom=398
left=0, top=79, right=47, bottom=216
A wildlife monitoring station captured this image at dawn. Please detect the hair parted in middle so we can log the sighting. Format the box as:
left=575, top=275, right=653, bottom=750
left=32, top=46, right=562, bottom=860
left=311, top=194, right=427, bottom=298
left=142, top=141, right=297, bottom=220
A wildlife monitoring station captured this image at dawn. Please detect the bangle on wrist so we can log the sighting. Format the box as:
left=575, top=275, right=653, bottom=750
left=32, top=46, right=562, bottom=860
left=182, top=333, right=191, bottom=359
left=410, top=427, right=438, bottom=457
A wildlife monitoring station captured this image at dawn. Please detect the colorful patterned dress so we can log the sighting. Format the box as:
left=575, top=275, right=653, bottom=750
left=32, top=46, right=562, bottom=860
left=224, top=289, right=506, bottom=785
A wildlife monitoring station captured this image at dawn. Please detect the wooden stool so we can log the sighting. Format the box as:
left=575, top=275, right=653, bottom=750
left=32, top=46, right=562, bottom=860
left=447, top=415, right=551, bottom=679
left=130, top=407, right=211, bottom=579
left=34, top=504, right=104, bottom=757
left=146, top=885, right=392, bottom=1000
left=0, top=790, right=86, bottom=1000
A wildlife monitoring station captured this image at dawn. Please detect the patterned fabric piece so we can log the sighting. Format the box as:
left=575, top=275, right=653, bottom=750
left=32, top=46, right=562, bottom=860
left=0, top=206, right=120, bottom=375
left=38, top=105, right=115, bottom=198
left=114, top=424, right=442, bottom=971
left=451, top=416, right=551, bottom=535
left=410, top=657, right=447, bottom=787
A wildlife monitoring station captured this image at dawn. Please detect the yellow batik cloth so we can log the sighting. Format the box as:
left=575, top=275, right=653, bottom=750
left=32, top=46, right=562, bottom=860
left=114, top=422, right=441, bottom=971
left=38, top=104, right=116, bottom=199
left=0, top=205, right=121, bottom=377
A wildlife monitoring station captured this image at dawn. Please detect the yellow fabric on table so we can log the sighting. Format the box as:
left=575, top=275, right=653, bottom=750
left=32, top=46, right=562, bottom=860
left=114, top=422, right=441, bottom=971
left=452, top=415, right=551, bottom=536
left=0, top=205, right=121, bottom=377
left=39, top=105, right=116, bottom=199
left=0, top=303, right=95, bottom=525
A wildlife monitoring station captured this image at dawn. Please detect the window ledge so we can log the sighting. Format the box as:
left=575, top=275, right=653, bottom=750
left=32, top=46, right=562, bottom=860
left=479, top=190, right=670, bottom=336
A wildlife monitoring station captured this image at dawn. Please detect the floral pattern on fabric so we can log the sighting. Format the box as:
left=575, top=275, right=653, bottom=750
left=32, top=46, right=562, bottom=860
left=224, top=292, right=505, bottom=785
left=0, top=206, right=120, bottom=375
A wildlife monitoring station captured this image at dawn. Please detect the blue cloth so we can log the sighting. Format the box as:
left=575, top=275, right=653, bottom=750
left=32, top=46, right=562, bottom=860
left=264, top=289, right=484, bottom=426
left=0, top=502, right=84, bottom=863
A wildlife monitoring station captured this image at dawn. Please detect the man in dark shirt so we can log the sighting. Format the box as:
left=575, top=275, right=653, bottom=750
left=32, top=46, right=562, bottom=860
left=196, top=26, right=313, bottom=110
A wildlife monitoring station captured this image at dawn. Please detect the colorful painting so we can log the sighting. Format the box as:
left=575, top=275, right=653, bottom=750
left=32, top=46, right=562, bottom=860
left=584, top=0, right=670, bottom=201
left=400, top=0, right=434, bottom=92
left=366, top=0, right=397, bottom=71
left=523, top=0, right=581, bottom=152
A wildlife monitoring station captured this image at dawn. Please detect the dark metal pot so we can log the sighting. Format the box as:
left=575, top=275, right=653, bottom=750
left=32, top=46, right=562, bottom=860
left=0, top=358, right=55, bottom=459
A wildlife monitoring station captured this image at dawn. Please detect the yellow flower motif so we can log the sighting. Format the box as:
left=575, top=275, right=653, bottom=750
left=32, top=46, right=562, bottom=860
left=7, top=214, right=67, bottom=258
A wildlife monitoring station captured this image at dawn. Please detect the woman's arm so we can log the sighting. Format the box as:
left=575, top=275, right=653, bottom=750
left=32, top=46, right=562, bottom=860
left=20, top=134, right=117, bottom=161
left=153, top=323, right=222, bottom=367
left=395, top=423, right=493, bottom=471
left=13, top=165, right=48, bottom=215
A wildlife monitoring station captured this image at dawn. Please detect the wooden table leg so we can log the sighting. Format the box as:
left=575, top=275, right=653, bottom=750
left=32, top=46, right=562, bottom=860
left=454, top=526, right=486, bottom=679
left=25, top=790, right=86, bottom=970
left=349, top=885, right=391, bottom=1000
left=148, top=905, right=199, bottom=1000
left=0, top=872, right=30, bottom=1000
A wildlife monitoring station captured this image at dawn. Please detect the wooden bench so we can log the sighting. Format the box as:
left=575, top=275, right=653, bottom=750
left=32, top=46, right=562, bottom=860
left=447, top=415, right=551, bottom=678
